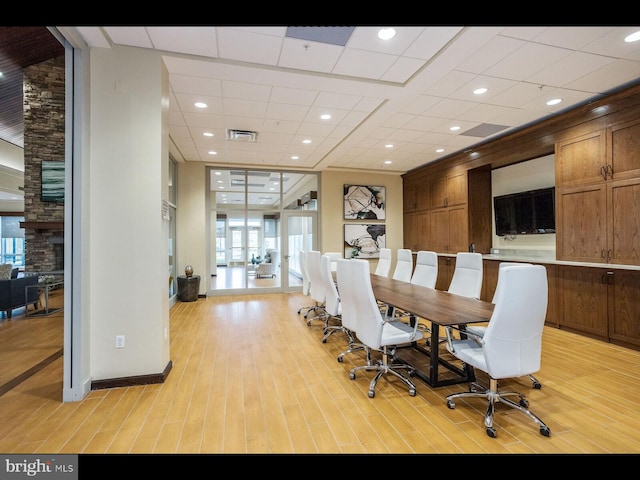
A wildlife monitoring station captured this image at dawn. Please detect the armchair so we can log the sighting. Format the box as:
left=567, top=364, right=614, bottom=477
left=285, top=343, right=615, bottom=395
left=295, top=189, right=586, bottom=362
left=256, top=249, right=279, bottom=278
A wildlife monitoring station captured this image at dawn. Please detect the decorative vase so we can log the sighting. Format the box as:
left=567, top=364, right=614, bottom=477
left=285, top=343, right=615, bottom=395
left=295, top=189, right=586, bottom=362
left=184, top=265, right=194, bottom=277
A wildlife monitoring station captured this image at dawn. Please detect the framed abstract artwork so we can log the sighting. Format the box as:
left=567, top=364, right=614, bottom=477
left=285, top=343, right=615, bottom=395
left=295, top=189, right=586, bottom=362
left=343, top=185, right=386, bottom=220
left=41, top=160, right=65, bottom=203
left=344, top=224, right=386, bottom=259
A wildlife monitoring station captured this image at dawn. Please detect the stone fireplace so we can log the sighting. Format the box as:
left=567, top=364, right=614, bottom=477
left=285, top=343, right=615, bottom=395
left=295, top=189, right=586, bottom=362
left=20, top=56, right=65, bottom=273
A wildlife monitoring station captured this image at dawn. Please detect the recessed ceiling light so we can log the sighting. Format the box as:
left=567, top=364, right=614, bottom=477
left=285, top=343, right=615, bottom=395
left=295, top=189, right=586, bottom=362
left=385, top=144, right=394, bottom=148
left=625, top=30, right=640, bottom=42
left=0, top=72, right=3, bottom=78
left=473, top=87, right=488, bottom=95
left=194, top=102, right=207, bottom=108
left=291, top=155, right=299, bottom=160
left=203, top=132, right=213, bottom=137
left=378, top=28, right=396, bottom=40
left=214, top=171, right=221, bottom=175
left=384, top=160, right=392, bottom=164
left=208, top=151, right=217, bottom=155
left=320, top=114, right=331, bottom=120
left=436, top=148, right=445, bottom=153
left=450, top=125, right=461, bottom=131
left=302, top=139, right=311, bottom=144
left=546, top=98, right=562, bottom=106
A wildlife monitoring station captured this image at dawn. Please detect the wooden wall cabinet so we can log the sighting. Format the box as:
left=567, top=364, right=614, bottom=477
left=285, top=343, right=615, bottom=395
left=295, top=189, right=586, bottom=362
left=430, top=205, right=468, bottom=254
left=556, top=120, right=640, bottom=265
left=557, top=265, right=610, bottom=340
left=430, top=170, right=467, bottom=208
left=558, top=265, right=640, bottom=348
left=403, top=211, right=430, bottom=252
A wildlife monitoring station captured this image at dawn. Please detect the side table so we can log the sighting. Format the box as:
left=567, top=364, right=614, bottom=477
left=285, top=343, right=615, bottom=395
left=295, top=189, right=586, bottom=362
left=26, top=281, right=64, bottom=316
left=177, top=275, right=200, bottom=302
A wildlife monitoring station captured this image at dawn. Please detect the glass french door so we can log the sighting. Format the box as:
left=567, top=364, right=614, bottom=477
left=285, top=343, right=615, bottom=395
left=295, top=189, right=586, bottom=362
left=282, top=211, right=317, bottom=293
left=208, top=167, right=318, bottom=295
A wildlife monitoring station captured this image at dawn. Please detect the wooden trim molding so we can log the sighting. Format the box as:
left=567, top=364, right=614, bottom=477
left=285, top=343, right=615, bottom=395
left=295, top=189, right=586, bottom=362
left=90, top=360, right=173, bottom=390
left=19, top=221, right=64, bottom=231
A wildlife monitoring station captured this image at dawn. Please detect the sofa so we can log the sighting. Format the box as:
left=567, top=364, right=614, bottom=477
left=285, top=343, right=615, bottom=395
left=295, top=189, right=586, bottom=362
left=256, top=250, right=279, bottom=278
left=0, top=275, right=40, bottom=319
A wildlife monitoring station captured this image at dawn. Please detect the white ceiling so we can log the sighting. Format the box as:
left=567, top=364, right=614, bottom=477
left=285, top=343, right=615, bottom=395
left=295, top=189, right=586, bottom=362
left=60, top=25, right=640, bottom=178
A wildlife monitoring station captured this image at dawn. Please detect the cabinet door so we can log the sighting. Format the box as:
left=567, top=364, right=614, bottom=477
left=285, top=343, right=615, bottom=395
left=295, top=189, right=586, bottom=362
left=608, top=269, right=640, bottom=348
left=556, top=130, right=607, bottom=188
left=403, top=212, right=418, bottom=251
left=446, top=171, right=467, bottom=206
left=556, top=184, right=607, bottom=262
left=448, top=205, right=469, bottom=253
left=415, top=211, right=431, bottom=251
left=430, top=171, right=467, bottom=208
left=609, top=118, right=640, bottom=181
left=558, top=265, right=609, bottom=339
left=403, top=182, right=418, bottom=212
left=436, top=256, right=455, bottom=291
left=430, top=208, right=449, bottom=252
left=607, top=178, right=640, bottom=265
left=482, top=259, right=499, bottom=302
left=430, top=176, right=447, bottom=208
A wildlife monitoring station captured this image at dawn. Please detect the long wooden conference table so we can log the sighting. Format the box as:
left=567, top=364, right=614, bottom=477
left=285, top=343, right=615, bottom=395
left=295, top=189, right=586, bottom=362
left=369, top=274, right=495, bottom=388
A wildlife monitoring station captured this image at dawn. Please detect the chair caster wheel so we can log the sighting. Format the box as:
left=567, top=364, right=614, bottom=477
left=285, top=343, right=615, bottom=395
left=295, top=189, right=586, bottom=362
left=368, top=390, right=375, bottom=398
left=322, top=338, right=327, bottom=343
left=349, top=372, right=356, bottom=380
left=337, top=356, right=344, bottom=363
left=408, top=370, right=415, bottom=377
left=409, top=388, right=416, bottom=396
left=519, top=398, right=529, bottom=408
left=447, top=400, right=455, bottom=409
left=540, top=426, right=551, bottom=437
left=533, top=381, right=542, bottom=389
left=486, top=427, right=497, bottom=438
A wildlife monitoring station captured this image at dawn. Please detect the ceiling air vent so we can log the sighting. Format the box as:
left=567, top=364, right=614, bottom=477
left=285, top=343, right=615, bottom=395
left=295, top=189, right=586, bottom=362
left=226, top=129, right=258, bottom=142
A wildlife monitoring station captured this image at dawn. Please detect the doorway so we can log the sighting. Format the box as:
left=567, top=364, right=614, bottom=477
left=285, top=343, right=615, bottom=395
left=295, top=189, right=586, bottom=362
left=208, top=168, right=318, bottom=294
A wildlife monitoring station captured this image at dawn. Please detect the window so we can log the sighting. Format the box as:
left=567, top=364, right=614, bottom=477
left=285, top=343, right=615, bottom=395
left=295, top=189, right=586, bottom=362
left=0, top=216, right=25, bottom=266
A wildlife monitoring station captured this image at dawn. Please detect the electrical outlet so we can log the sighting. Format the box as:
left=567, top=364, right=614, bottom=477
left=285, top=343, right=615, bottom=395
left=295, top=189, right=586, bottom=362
left=115, top=335, right=125, bottom=348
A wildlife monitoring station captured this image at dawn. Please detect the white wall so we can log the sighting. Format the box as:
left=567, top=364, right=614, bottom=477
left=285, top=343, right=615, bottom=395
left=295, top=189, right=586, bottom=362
left=176, top=162, right=207, bottom=292
left=491, top=154, right=556, bottom=251
left=87, top=45, right=170, bottom=381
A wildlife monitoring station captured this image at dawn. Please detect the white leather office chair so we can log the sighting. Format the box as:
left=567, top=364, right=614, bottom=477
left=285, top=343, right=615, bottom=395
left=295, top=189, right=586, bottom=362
left=445, top=264, right=551, bottom=438
left=319, top=254, right=345, bottom=343
left=304, top=250, right=328, bottom=327
left=335, top=258, right=367, bottom=363
left=323, top=251, right=342, bottom=272
left=392, top=248, right=414, bottom=283
left=373, top=248, right=392, bottom=277
left=448, top=252, right=483, bottom=299
left=411, top=250, right=438, bottom=289
left=339, top=258, right=423, bottom=398
left=465, top=262, right=542, bottom=389
left=297, top=250, right=318, bottom=318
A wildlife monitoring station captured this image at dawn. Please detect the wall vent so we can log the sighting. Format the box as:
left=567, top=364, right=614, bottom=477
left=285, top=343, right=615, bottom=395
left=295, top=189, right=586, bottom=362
left=226, top=129, right=258, bottom=142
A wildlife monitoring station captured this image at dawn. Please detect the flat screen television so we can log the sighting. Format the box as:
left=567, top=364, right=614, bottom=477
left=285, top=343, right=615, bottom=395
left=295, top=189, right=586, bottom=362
left=494, top=187, right=556, bottom=236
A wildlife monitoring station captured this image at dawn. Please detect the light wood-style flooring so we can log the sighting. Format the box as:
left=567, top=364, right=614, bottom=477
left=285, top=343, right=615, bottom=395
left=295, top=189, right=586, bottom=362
left=1, top=290, right=640, bottom=454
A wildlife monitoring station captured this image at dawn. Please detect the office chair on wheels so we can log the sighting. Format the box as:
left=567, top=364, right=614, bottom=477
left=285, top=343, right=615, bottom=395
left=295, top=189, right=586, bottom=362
left=337, top=258, right=423, bottom=398
left=464, top=262, right=542, bottom=389
left=444, top=264, right=551, bottom=438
